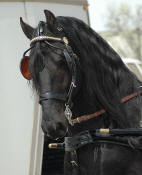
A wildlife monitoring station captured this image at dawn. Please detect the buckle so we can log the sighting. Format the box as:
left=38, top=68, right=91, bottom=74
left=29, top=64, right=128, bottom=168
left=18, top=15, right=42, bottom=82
left=64, top=104, right=74, bottom=126
left=70, top=160, right=78, bottom=167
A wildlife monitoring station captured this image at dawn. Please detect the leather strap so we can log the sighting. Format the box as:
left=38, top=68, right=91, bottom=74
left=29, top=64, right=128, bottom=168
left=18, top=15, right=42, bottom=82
left=73, top=90, right=142, bottom=124
left=48, top=129, right=142, bottom=151
left=65, top=130, right=93, bottom=152
left=39, top=92, right=66, bottom=104
left=121, top=90, right=142, bottom=103
left=63, top=47, right=78, bottom=106
left=73, top=109, right=105, bottom=124
left=64, top=130, right=142, bottom=152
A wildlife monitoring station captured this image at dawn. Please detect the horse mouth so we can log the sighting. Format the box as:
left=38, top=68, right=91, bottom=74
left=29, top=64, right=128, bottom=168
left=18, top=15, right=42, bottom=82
left=41, top=123, right=68, bottom=140
left=45, top=129, right=67, bottom=140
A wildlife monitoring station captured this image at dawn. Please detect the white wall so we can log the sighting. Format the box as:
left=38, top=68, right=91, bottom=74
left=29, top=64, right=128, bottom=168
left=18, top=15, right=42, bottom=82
left=0, top=1, right=88, bottom=175
left=0, top=2, right=35, bottom=175
left=25, top=1, right=88, bottom=26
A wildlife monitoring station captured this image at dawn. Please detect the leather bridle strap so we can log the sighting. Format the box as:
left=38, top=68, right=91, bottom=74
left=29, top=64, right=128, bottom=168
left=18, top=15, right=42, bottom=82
left=39, top=92, right=66, bottom=104
left=63, top=47, right=77, bottom=106
left=72, top=90, right=142, bottom=125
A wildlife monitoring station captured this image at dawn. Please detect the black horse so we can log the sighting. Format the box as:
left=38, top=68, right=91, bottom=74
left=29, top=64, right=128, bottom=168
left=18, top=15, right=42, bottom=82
left=20, top=10, right=142, bottom=175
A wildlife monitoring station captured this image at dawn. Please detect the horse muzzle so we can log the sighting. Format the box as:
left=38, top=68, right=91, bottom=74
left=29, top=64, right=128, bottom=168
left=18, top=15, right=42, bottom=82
left=41, top=120, right=68, bottom=139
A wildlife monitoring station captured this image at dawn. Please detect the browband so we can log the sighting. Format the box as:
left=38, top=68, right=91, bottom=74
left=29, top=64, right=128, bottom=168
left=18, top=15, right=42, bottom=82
left=30, top=36, right=69, bottom=45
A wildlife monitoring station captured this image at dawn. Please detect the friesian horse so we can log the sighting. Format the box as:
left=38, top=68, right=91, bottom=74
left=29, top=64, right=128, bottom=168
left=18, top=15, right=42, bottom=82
left=20, top=10, right=142, bottom=175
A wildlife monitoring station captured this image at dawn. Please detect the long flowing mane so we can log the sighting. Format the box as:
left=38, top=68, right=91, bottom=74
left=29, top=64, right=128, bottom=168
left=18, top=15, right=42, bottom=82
left=57, top=16, right=141, bottom=128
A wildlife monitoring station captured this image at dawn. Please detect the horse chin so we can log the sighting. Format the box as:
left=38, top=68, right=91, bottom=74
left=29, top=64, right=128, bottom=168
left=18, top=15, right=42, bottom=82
left=58, top=127, right=68, bottom=138
left=41, top=116, right=68, bottom=139
left=46, top=131, right=67, bottom=140
left=45, top=127, right=68, bottom=140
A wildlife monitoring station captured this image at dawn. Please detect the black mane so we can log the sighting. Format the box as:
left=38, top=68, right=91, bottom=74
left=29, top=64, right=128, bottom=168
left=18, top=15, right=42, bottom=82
left=57, top=16, right=141, bottom=128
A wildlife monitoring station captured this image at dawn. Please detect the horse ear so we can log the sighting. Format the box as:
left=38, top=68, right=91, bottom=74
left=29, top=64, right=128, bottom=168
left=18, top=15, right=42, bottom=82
left=44, top=10, right=57, bottom=27
left=20, top=17, right=35, bottom=39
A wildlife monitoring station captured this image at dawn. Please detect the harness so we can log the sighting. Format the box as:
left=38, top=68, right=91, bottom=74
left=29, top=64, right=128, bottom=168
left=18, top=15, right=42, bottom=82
left=48, top=127, right=142, bottom=173
left=21, top=21, right=142, bottom=173
left=21, top=21, right=79, bottom=125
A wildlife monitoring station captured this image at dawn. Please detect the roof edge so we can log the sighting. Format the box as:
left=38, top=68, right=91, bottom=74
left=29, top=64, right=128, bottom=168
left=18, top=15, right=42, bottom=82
left=0, top=0, right=88, bottom=6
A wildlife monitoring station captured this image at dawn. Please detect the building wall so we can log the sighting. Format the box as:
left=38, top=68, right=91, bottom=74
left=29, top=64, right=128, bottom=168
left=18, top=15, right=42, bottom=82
left=0, top=2, right=35, bottom=175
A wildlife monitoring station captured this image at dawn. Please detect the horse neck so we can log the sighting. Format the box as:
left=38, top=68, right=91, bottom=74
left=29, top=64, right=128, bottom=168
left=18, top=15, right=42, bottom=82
left=69, top=88, right=107, bottom=135
left=69, top=74, right=142, bottom=135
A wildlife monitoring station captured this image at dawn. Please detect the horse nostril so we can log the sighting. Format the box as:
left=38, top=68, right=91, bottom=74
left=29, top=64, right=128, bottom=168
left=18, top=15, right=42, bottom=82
left=41, top=120, right=67, bottom=139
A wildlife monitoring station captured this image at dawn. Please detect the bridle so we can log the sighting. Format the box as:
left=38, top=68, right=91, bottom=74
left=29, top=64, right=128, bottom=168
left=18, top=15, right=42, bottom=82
left=21, top=21, right=79, bottom=125
left=38, top=38, right=78, bottom=125
left=36, top=36, right=78, bottom=126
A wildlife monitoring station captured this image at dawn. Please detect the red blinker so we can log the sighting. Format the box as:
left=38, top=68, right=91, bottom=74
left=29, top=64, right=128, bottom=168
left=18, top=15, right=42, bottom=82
left=20, top=56, right=32, bottom=80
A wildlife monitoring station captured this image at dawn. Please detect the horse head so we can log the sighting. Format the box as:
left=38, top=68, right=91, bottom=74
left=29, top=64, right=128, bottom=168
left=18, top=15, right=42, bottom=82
left=20, top=10, right=80, bottom=139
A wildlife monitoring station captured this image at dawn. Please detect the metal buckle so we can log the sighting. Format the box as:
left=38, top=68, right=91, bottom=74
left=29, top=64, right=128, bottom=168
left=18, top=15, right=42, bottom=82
left=70, top=160, right=78, bottom=167
left=65, top=104, right=74, bottom=126
left=70, top=150, right=78, bottom=167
